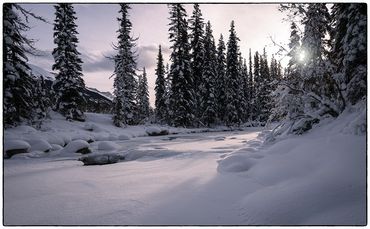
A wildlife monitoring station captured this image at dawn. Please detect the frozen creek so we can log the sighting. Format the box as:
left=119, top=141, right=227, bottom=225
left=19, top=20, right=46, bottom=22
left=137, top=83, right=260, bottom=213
left=4, top=109, right=366, bottom=226
left=4, top=130, right=266, bottom=225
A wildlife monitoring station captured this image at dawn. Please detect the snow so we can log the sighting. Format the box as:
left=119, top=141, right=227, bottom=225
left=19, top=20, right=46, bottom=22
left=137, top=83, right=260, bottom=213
left=28, top=139, right=52, bottom=152
left=117, top=134, right=130, bottom=140
left=3, top=110, right=366, bottom=225
left=79, top=153, right=122, bottom=166
left=61, top=140, right=90, bottom=154
left=29, top=63, right=55, bottom=81
left=97, top=141, right=120, bottom=151
left=4, top=140, right=31, bottom=151
left=86, top=87, right=113, bottom=101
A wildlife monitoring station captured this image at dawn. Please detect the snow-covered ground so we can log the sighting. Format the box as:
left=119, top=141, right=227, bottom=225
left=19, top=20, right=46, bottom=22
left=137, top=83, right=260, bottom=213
left=3, top=110, right=366, bottom=225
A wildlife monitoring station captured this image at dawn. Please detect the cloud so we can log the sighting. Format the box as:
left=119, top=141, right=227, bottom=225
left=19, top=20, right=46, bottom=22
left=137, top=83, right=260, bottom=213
left=80, top=50, right=115, bottom=73
left=136, top=44, right=171, bottom=69
left=80, top=44, right=171, bottom=73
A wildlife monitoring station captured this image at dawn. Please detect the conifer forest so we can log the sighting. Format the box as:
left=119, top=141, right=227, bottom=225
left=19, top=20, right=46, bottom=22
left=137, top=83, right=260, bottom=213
left=3, top=3, right=367, bottom=226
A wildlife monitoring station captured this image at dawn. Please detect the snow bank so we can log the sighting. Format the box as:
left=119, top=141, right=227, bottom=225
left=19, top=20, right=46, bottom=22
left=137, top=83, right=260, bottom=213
left=217, top=109, right=366, bottom=225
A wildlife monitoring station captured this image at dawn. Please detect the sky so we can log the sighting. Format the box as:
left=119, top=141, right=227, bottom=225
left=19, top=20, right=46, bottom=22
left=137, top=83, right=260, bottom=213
left=20, top=3, right=291, bottom=106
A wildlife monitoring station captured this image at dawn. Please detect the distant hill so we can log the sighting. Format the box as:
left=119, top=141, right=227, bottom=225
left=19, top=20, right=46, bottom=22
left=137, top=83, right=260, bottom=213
left=29, top=64, right=113, bottom=114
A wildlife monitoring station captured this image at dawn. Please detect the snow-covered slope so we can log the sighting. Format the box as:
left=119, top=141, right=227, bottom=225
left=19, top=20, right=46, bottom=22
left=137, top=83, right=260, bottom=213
left=86, top=87, right=113, bottom=101
left=3, top=108, right=366, bottom=225
left=29, top=63, right=55, bottom=81
left=217, top=107, right=366, bottom=225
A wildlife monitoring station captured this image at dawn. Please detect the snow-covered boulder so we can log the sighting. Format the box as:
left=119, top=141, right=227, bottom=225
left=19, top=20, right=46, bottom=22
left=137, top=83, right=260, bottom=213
left=78, top=153, right=123, bottom=166
left=146, top=126, right=169, bottom=136
left=118, top=134, right=130, bottom=140
left=97, top=141, right=120, bottom=151
left=28, top=139, right=52, bottom=153
left=51, top=144, right=63, bottom=151
left=4, top=140, right=31, bottom=159
left=62, top=140, right=91, bottom=154
left=71, top=134, right=95, bottom=143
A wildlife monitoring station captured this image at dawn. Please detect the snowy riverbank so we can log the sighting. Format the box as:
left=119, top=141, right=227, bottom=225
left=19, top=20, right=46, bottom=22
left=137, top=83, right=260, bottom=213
left=3, top=109, right=366, bottom=225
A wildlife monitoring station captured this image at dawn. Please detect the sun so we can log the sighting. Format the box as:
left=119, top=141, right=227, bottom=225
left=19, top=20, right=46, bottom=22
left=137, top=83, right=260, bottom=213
left=298, top=50, right=306, bottom=62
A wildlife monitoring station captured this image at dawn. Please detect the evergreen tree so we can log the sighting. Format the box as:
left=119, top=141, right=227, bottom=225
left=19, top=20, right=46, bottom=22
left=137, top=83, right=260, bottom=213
left=215, top=34, right=227, bottom=123
left=52, top=3, right=86, bottom=121
left=3, top=4, right=46, bottom=127
left=112, top=4, right=138, bottom=127
left=200, top=21, right=218, bottom=126
left=248, top=49, right=255, bottom=122
left=225, top=21, right=241, bottom=126
left=331, top=3, right=366, bottom=106
left=272, top=21, right=305, bottom=124
left=237, top=54, right=248, bottom=122
left=136, top=68, right=150, bottom=123
left=154, top=45, right=166, bottom=123
left=252, top=51, right=261, bottom=121
left=168, top=4, right=195, bottom=127
left=258, top=48, right=272, bottom=123
left=241, top=58, right=250, bottom=122
left=164, top=63, right=172, bottom=123
left=301, top=3, right=341, bottom=118
left=33, top=75, right=51, bottom=127
left=189, top=4, right=205, bottom=118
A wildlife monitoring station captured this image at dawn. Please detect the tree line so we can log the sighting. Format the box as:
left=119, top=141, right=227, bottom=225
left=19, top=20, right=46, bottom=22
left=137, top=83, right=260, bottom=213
left=154, top=4, right=283, bottom=127
left=4, top=3, right=366, bottom=134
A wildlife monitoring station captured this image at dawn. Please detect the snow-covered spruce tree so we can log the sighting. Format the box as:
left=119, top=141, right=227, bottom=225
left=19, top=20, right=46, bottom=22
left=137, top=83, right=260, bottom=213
left=136, top=68, right=150, bottom=123
left=257, top=48, right=272, bottom=123
left=200, top=21, right=218, bottom=126
left=189, top=3, right=205, bottom=120
left=168, top=4, right=195, bottom=127
left=3, top=4, right=45, bottom=127
left=248, top=49, right=256, bottom=123
left=237, top=54, right=248, bottom=123
left=52, top=3, right=86, bottom=122
left=225, top=21, right=242, bottom=126
left=331, top=3, right=366, bottom=106
left=112, top=4, right=138, bottom=127
left=301, top=3, right=341, bottom=121
left=270, top=21, right=306, bottom=135
left=251, top=51, right=261, bottom=121
left=241, top=58, right=250, bottom=122
left=154, top=45, right=167, bottom=123
left=268, top=55, right=283, bottom=122
left=215, top=34, right=227, bottom=123
left=33, top=75, right=52, bottom=128
left=164, top=63, right=172, bottom=123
